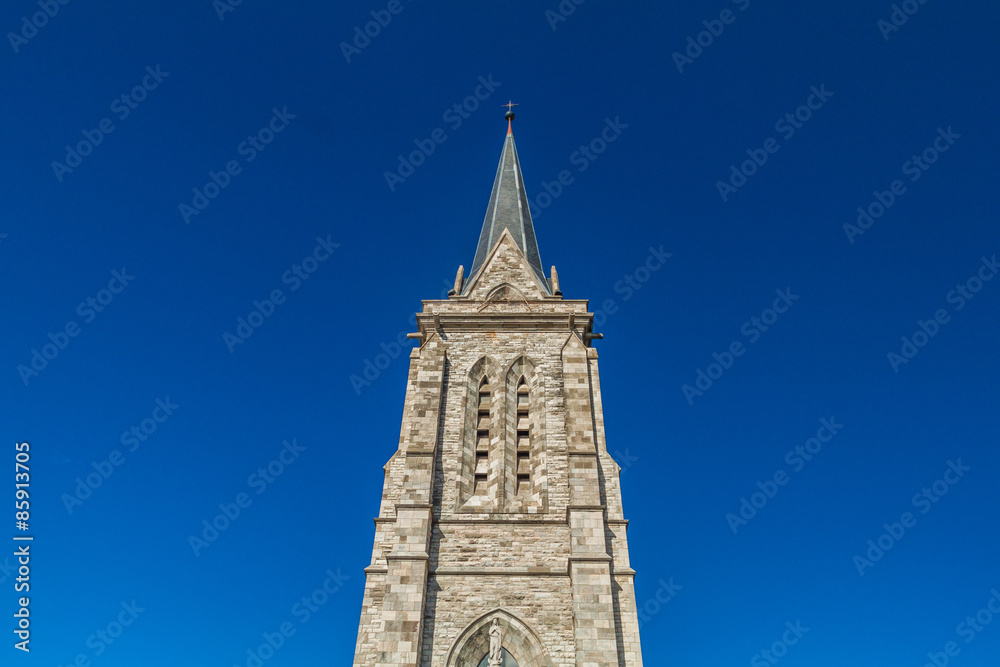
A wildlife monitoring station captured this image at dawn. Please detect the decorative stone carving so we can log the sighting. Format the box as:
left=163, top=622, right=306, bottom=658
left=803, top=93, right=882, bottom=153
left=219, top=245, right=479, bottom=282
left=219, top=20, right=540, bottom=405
left=488, top=617, right=503, bottom=666
left=478, top=283, right=533, bottom=312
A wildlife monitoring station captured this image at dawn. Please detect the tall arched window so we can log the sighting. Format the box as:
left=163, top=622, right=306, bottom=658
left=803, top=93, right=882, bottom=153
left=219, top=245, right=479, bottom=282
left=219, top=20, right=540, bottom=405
left=477, top=650, right=519, bottom=667
left=515, top=378, right=530, bottom=496
left=474, top=377, right=491, bottom=494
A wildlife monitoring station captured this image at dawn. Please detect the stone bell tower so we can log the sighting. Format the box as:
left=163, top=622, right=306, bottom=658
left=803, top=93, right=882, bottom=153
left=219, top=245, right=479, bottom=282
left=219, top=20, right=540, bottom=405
left=353, top=109, right=644, bottom=667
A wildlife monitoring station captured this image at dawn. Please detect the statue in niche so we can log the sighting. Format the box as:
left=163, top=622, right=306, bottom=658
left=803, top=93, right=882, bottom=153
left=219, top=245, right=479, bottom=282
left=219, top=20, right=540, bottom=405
left=488, top=617, right=503, bottom=666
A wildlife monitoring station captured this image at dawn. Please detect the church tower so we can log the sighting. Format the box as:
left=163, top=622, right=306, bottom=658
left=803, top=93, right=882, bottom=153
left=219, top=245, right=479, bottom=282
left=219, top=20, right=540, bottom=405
left=353, top=110, right=644, bottom=667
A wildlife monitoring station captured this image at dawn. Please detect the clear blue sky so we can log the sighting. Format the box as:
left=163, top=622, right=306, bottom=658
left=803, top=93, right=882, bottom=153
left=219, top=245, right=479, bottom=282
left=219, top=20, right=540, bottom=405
left=3, top=0, right=999, bottom=665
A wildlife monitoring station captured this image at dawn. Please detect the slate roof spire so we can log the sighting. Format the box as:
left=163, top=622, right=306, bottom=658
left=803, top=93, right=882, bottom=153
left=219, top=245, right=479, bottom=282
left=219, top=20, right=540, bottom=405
left=466, top=106, right=550, bottom=293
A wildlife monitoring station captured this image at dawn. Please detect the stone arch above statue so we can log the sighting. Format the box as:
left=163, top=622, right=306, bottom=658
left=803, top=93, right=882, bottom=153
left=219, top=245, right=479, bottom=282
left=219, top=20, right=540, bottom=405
left=445, top=608, right=552, bottom=667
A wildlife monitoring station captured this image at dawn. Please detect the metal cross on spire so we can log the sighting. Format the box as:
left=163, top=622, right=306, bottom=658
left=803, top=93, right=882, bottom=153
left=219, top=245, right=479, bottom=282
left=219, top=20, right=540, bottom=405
left=502, top=101, right=518, bottom=135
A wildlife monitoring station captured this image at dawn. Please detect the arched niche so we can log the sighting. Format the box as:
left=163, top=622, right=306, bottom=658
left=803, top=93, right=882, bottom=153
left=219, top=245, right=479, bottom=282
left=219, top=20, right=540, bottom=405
left=445, top=608, right=552, bottom=667
left=457, top=356, right=503, bottom=511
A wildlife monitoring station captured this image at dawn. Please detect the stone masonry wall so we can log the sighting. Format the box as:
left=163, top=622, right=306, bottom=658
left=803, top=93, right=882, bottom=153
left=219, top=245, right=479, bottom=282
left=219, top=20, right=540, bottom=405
left=354, top=235, right=643, bottom=666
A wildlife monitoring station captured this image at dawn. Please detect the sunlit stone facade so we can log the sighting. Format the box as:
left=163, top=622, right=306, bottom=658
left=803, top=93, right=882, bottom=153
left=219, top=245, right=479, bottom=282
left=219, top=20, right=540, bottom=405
left=353, top=116, right=644, bottom=667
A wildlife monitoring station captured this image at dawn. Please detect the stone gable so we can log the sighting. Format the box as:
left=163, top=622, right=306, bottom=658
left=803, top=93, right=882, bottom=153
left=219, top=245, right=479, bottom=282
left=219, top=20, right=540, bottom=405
left=464, top=231, right=551, bottom=302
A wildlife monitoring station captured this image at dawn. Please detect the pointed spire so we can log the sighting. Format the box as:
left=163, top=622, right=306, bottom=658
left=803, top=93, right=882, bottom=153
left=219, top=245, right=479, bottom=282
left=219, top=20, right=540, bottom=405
left=466, top=106, right=550, bottom=293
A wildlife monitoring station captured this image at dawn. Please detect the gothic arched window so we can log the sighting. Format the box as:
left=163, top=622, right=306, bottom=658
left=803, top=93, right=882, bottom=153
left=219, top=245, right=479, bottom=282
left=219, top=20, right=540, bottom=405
left=477, top=649, right=519, bottom=667
left=515, top=378, right=530, bottom=496
left=474, top=377, right=491, bottom=494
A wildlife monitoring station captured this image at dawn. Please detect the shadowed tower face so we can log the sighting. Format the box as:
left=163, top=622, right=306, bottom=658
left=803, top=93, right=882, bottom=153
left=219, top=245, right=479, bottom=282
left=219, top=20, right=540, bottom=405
left=352, top=111, right=645, bottom=667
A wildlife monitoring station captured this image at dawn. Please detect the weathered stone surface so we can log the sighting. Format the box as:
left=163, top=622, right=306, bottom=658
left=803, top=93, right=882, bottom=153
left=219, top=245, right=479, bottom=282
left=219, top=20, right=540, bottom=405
left=353, top=125, right=643, bottom=667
